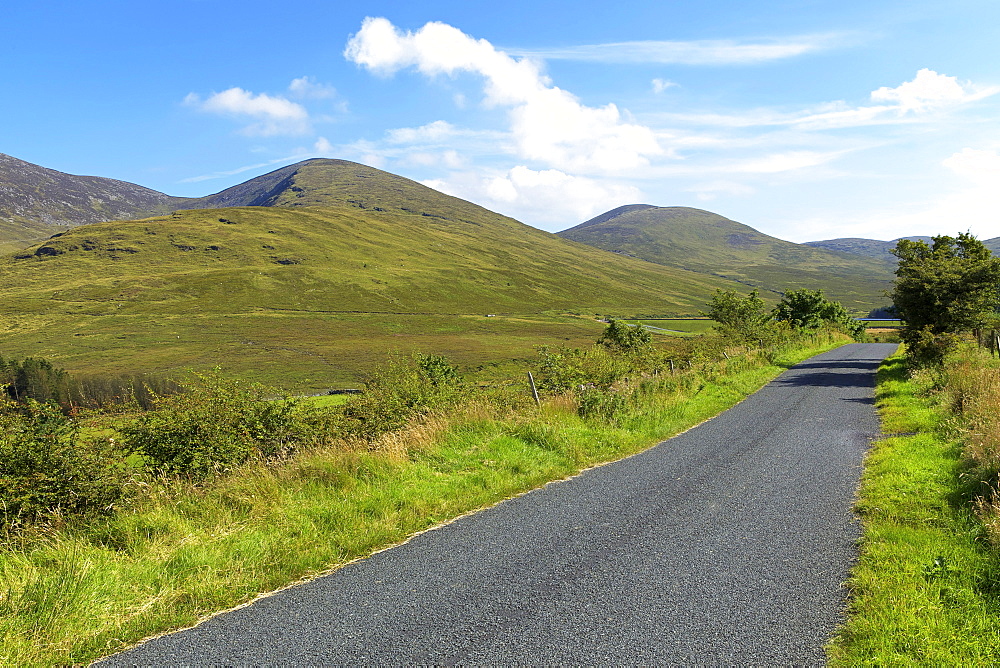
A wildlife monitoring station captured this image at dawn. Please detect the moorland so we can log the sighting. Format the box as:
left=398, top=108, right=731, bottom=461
left=0, top=154, right=902, bottom=390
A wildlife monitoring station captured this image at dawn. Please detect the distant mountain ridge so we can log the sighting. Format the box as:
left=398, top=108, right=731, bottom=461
left=805, top=236, right=1000, bottom=261
left=0, top=153, right=190, bottom=251
left=558, top=205, right=895, bottom=311
left=0, top=155, right=518, bottom=251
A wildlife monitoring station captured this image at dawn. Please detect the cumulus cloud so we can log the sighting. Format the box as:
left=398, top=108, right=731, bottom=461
left=185, top=87, right=311, bottom=136
left=345, top=17, right=663, bottom=173
left=871, top=68, right=988, bottom=112
left=423, top=166, right=641, bottom=229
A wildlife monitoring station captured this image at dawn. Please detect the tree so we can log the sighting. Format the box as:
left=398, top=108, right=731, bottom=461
left=597, top=318, right=652, bottom=354
left=773, top=289, right=865, bottom=339
left=892, top=233, right=1000, bottom=364
left=703, top=289, right=773, bottom=344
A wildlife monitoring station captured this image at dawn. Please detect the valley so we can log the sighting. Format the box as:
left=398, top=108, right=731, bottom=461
left=0, top=154, right=911, bottom=389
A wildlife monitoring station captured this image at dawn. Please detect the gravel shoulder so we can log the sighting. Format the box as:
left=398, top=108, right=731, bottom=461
left=100, top=343, right=896, bottom=665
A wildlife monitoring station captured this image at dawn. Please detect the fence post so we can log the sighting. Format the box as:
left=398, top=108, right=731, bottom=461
left=668, top=359, right=674, bottom=374
left=527, top=371, right=540, bottom=406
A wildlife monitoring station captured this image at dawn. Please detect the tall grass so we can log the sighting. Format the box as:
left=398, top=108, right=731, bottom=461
left=0, top=334, right=848, bottom=665
left=829, top=347, right=1000, bottom=664
left=937, top=343, right=1000, bottom=544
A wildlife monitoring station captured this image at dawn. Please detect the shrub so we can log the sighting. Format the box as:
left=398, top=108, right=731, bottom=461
left=341, top=354, right=465, bottom=441
left=597, top=319, right=652, bottom=354
left=703, top=288, right=776, bottom=345
left=577, top=387, right=628, bottom=422
left=0, top=398, right=127, bottom=528
left=533, top=346, right=586, bottom=393
left=120, top=370, right=305, bottom=475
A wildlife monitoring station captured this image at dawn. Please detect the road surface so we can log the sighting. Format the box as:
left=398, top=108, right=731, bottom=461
left=101, top=342, right=895, bottom=665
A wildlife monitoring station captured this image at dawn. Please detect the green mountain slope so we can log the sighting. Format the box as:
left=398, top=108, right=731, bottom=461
left=0, top=153, right=189, bottom=253
left=558, top=205, right=895, bottom=311
left=804, top=236, right=1000, bottom=261
left=0, top=171, right=745, bottom=388
left=6, top=204, right=733, bottom=315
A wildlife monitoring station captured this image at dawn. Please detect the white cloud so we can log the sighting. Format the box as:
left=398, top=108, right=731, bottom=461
left=422, top=165, right=641, bottom=229
left=871, top=68, right=988, bottom=112
left=782, top=147, right=1000, bottom=242
left=648, top=70, right=999, bottom=132
left=652, top=78, right=677, bottom=94
left=185, top=87, right=311, bottom=136
left=731, top=150, right=841, bottom=174
left=288, top=76, right=337, bottom=99
left=506, top=34, right=846, bottom=65
left=312, top=136, right=335, bottom=155
left=345, top=17, right=663, bottom=173
left=401, top=149, right=466, bottom=168
left=386, top=120, right=458, bottom=144
left=942, top=147, right=1000, bottom=183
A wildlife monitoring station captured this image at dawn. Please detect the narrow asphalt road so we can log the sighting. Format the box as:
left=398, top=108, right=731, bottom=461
left=101, top=342, right=896, bottom=665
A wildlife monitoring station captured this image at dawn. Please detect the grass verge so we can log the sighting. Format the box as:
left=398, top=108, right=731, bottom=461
left=1, top=338, right=844, bottom=666
left=829, top=352, right=1000, bottom=664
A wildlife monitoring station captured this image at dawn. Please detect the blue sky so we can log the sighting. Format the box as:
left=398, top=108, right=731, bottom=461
left=3, top=0, right=999, bottom=242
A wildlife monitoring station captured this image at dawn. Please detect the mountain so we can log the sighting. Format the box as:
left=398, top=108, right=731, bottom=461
left=0, top=153, right=189, bottom=252
left=805, top=235, right=1000, bottom=261
left=802, top=237, right=931, bottom=261
left=558, top=205, right=895, bottom=312
left=0, top=165, right=742, bottom=389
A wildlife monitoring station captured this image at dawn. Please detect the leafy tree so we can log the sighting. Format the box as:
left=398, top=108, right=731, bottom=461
left=892, top=233, right=1000, bottom=364
left=2, top=356, right=74, bottom=408
left=597, top=318, right=652, bottom=354
left=773, top=289, right=865, bottom=339
left=703, top=289, right=773, bottom=344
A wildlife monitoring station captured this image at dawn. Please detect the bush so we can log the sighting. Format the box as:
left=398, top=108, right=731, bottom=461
left=120, top=371, right=305, bottom=475
left=577, top=387, right=628, bottom=422
left=533, top=346, right=586, bottom=393
left=341, top=354, right=465, bottom=441
left=904, top=327, right=961, bottom=369
left=597, top=319, right=652, bottom=354
left=0, top=398, right=128, bottom=528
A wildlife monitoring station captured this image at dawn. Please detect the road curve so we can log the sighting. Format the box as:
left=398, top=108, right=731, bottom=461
left=100, top=342, right=896, bottom=665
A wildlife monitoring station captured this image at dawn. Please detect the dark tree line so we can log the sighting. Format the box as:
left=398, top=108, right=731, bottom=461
left=0, top=354, right=180, bottom=411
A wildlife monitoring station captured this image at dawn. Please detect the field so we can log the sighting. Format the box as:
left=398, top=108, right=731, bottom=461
left=625, top=318, right=715, bottom=336
left=1, top=309, right=610, bottom=392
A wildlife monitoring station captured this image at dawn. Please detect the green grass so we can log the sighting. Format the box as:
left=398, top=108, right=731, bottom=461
left=626, top=318, right=715, bottom=336
left=829, top=353, right=1000, bottom=664
left=862, top=320, right=903, bottom=328
left=0, top=337, right=846, bottom=666
left=304, top=394, right=353, bottom=407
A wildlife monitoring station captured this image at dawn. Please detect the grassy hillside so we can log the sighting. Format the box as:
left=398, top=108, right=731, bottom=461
left=558, top=205, right=896, bottom=312
left=0, top=202, right=739, bottom=390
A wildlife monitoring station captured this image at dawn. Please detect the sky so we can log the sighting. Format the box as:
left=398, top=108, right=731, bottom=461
left=3, top=0, right=999, bottom=242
